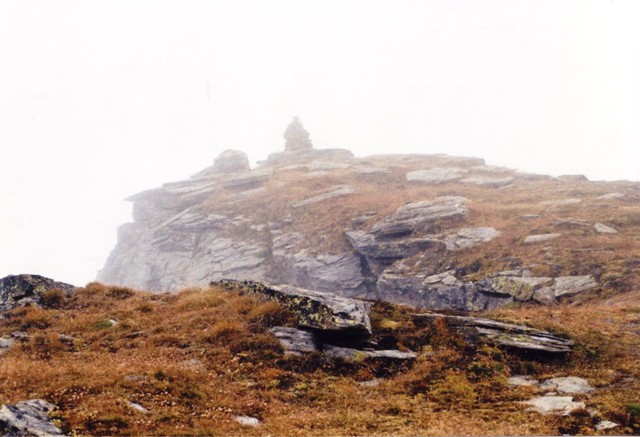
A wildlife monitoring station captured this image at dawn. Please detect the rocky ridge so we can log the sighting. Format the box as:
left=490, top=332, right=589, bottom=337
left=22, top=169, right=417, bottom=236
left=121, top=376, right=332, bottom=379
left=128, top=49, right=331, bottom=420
left=98, top=124, right=639, bottom=312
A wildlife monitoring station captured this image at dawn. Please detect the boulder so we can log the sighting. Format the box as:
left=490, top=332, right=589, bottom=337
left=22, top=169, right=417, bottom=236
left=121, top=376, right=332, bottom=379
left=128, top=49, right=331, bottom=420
left=550, top=275, right=598, bottom=298
left=445, top=227, right=501, bottom=250
left=523, top=233, right=561, bottom=244
left=412, top=313, right=575, bottom=353
left=0, top=399, right=64, bottom=436
left=507, top=375, right=540, bottom=387
left=214, top=280, right=372, bottom=336
left=0, top=274, right=76, bottom=312
left=322, top=344, right=416, bottom=362
left=212, top=149, right=250, bottom=174
left=406, top=167, right=467, bottom=184
left=539, top=377, right=594, bottom=394
left=594, top=223, right=618, bottom=234
left=522, top=396, right=585, bottom=415
left=269, top=327, right=319, bottom=355
left=234, top=416, right=261, bottom=427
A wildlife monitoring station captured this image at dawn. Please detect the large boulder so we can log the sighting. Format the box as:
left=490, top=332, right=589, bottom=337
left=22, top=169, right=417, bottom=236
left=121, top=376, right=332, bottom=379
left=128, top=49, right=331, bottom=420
left=0, top=274, right=75, bottom=312
left=212, top=149, right=250, bottom=174
left=0, top=399, right=64, bottom=436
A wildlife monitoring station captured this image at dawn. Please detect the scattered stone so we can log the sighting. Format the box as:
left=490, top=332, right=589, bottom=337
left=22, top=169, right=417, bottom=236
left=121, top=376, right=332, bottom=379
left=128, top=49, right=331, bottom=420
left=594, top=223, right=618, bottom=234
left=413, top=313, right=574, bottom=353
left=539, top=198, right=582, bottom=207
left=522, top=396, right=585, bottom=415
left=269, top=327, right=319, bottom=355
left=323, top=345, right=416, bottom=362
left=307, top=161, right=350, bottom=171
left=215, top=280, right=372, bottom=336
left=0, top=274, right=76, bottom=313
left=0, top=337, right=14, bottom=354
left=507, top=375, right=540, bottom=387
left=523, top=233, right=561, bottom=244
left=595, top=420, right=619, bottom=431
left=358, top=378, right=384, bottom=387
left=445, top=227, right=501, bottom=250
left=10, top=331, right=28, bottom=341
left=234, top=415, right=261, bottom=427
left=108, top=319, right=119, bottom=327
left=0, top=399, right=64, bottom=436
left=553, top=218, right=590, bottom=229
left=460, top=176, right=514, bottom=187
left=539, top=377, right=594, bottom=394
left=127, top=401, right=149, bottom=414
left=406, top=167, right=467, bottom=184
left=212, top=149, right=250, bottom=174
left=556, top=174, right=589, bottom=182
left=596, top=192, right=625, bottom=200
left=292, top=185, right=355, bottom=208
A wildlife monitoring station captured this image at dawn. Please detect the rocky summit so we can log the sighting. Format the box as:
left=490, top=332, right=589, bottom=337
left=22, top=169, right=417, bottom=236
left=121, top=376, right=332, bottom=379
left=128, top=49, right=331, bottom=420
left=99, top=122, right=640, bottom=313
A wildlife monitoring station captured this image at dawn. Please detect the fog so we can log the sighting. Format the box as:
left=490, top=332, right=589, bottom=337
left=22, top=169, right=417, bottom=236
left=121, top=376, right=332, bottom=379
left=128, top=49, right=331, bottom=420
left=1, top=0, right=639, bottom=286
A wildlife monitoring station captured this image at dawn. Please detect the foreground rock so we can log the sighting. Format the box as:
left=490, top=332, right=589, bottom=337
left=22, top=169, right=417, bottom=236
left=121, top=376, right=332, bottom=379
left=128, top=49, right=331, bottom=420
left=413, top=313, right=574, bottom=353
left=522, top=396, right=586, bottom=416
left=0, top=274, right=75, bottom=313
left=0, top=399, right=63, bottom=436
left=215, top=280, right=372, bottom=336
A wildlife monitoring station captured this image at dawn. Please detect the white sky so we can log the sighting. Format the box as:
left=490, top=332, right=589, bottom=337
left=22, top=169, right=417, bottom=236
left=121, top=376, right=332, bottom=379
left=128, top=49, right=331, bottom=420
left=1, top=0, right=639, bottom=286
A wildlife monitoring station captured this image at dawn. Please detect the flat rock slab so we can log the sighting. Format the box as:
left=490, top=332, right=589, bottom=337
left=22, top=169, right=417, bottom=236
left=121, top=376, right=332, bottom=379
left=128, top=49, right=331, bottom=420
left=594, top=223, right=618, bottom=234
left=413, top=313, right=574, bottom=353
left=371, top=196, right=468, bottom=238
left=323, top=344, right=417, bottom=361
left=522, top=396, right=585, bottom=415
left=507, top=375, right=540, bottom=387
left=539, top=377, right=594, bottom=394
left=460, top=176, right=514, bottom=187
left=215, top=280, right=372, bottom=336
left=445, top=227, right=501, bottom=250
left=292, top=185, right=355, bottom=208
left=0, top=399, right=64, bottom=436
left=406, top=167, right=468, bottom=183
left=234, top=416, right=261, bottom=427
left=269, top=327, right=319, bottom=355
left=523, top=233, right=561, bottom=244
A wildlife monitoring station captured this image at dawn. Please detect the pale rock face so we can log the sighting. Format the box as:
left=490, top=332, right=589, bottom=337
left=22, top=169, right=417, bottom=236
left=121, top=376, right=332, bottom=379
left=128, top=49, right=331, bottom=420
left=406, top=167, right=468, bottom=183
left=594, top=223, right=618, bottom=234
left=0, top=399, right=64, bottom=436
left=522, top=396, right=586, bottom=415
left=523, top=233, right=561, bottom=244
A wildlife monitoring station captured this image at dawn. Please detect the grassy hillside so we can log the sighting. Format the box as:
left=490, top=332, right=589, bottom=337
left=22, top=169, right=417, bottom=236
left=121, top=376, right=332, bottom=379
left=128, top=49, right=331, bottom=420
left=1, top=283, right=639, bottom=435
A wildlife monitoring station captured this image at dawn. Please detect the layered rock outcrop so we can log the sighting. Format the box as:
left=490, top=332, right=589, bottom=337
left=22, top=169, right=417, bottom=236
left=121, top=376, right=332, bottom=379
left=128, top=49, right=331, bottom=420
left=97, top=124, right=631, bottom=311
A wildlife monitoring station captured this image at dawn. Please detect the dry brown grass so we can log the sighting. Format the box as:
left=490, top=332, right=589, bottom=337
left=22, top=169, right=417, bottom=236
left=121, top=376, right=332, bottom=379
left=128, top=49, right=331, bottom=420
left=1, top=283, right=639, bottom=435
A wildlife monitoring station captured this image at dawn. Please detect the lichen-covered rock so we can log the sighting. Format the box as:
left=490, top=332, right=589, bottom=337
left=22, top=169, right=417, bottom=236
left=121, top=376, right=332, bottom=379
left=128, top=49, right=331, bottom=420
left=523, top=233, right=561, bottom=244
left=0, top=274, right=76, bottom=312
left=413, top=313, right=575, bottom=353
left=215, top=280, right=372, bottom=336
left=0, top=399, right=63, bottom=436
left=269, top=327, right=319, bottom=355
left=322, top=344, right=416, bottom=362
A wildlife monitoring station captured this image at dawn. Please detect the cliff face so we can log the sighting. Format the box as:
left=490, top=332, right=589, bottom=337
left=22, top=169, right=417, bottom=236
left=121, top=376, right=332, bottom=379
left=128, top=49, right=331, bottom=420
left=99, top=144, right=640, bottom=311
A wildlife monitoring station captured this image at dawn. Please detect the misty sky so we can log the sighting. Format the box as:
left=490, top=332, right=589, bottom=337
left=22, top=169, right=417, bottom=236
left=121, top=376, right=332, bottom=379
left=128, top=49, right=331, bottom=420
left=1, top=0, right=639, bottom=286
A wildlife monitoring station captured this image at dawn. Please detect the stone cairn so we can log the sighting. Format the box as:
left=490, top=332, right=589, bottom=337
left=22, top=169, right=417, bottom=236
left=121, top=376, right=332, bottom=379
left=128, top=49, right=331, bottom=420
left=283, top=116, right=313, bottom=152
